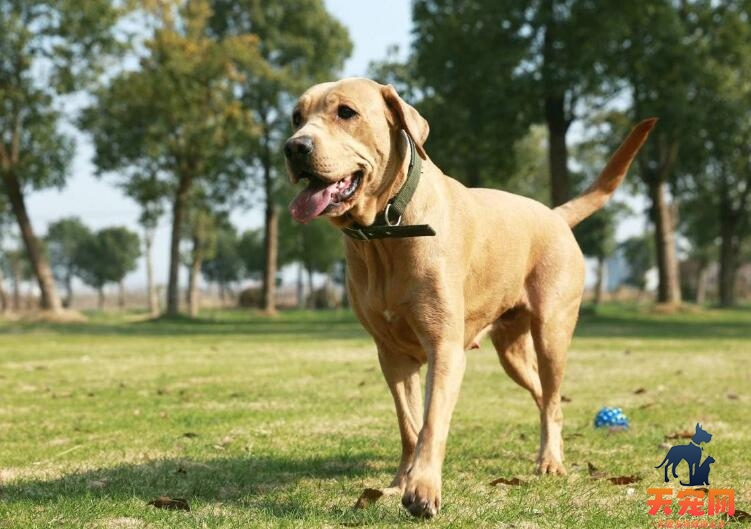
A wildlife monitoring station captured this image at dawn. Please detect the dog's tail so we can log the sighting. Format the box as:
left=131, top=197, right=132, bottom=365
left=655, top=454, right=668, bottom=469
left=555, top=118, right=657, bottom=228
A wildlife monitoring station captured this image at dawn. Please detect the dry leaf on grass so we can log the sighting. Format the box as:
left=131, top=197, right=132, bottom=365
left=354, top=488, right=383, bottom=509
left=490, top=477, right=526, bottom=486
left=147, top=496, right=190, bottom=511
left=607, top=475, right=641, bottom=485
left=665, top=430, right=693, bottom=440
left=725, top=509, right=751, bottom=522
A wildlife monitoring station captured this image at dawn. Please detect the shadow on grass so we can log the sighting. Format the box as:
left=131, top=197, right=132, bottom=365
left=575, top=307, right=751, bottom=339
left=0, top=310, right=368, bottom=341
left=1, top=452, right=379, bottom=516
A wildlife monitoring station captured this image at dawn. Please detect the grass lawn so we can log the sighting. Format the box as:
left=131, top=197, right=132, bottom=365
left=0, top=304, right=749, bottom=528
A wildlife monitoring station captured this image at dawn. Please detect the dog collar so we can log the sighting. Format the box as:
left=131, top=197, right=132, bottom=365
left=342, top=133, right=436, bottom=241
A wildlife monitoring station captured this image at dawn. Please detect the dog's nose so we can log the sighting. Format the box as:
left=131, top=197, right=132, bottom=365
left=284, top=136, right=314, bottom=159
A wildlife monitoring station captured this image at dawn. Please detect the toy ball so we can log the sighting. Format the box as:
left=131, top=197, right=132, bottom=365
left=594, top=407, right=629, bottom=429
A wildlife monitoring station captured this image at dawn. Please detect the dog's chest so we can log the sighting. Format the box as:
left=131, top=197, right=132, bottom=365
left=346, top=244, right=426, bottom=354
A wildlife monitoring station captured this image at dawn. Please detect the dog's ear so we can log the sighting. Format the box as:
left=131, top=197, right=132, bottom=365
left=381, top=84, right=429, bottom=160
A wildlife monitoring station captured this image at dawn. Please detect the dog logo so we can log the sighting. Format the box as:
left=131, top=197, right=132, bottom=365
left=655, top=423, right=713, bottom=484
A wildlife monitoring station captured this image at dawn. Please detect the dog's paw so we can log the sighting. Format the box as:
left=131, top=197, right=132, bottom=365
left=401, top=471, right=441, bottom=518
left=536, top=457, right=567, bottom=476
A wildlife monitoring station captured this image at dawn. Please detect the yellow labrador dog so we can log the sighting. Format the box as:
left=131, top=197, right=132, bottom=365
left=284, top=77, right=654, bottom=518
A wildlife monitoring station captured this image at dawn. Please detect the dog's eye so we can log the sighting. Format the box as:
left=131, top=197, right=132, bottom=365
left=292, top=111, right=302, bottom=128
left=337, top=105, right=357, bottom=120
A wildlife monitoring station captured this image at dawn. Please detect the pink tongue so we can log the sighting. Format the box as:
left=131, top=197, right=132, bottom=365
left=289, top=183, right=335, bottom=223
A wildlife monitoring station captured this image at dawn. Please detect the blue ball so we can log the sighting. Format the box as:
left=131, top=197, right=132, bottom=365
left=594, top=407, right=629, bottom=429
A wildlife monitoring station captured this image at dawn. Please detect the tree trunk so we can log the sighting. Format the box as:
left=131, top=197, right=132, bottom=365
left=166, top=172, right=192, bottom=316
left=118, top=279, right=126, bottom=309
left=340, top=258, right=348, bottom=308
left=1, top=170, right=62, bottom=312
left=296, top=262, right=304, bottom=309
left=64, top=271, right=73, bottom=308
left=306, top=266, right=314, bottom=309
left=11, top=258, right=21, bottom=311
left=545, top=95, right=570, bottom=207
left=718, top=211, right=738, bottom=308
left=144, top=227, right=159, bottom=317
left=593, top=256, right=606, bottom=307
left=263, top=203, right=278, bottom=315
left=260, top=120, right=278, bottom=316
left=695, top=263, right=708, bottom=305
left=647, top=179, right=682, bottom=305
left=187, top=236, right=203, bottom=318
left=541, top=0, right=571, bottom=208
left=98, top=287, right=105, bottom=310
left=0, top=267, right=8, bottom=312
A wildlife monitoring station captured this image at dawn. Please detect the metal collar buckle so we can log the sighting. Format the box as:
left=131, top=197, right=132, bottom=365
left=383, top=203, right=402, bottom=227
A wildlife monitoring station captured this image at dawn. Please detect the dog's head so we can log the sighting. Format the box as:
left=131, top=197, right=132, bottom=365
left=694, top=423, right=713, bottom=444
left=284, top=78, right=429, bottom=227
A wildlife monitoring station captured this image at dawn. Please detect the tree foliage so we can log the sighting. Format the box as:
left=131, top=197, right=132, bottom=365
left=279, top=208, right=344, bottom=277
left=82, top=0, right=260, bottom=315
left=202, top=225, right=243, bottom=288
left=45, top=217, right=93, bottom=306
left=77, top=227, right=141, bottom=291
left=207, top=0, right=352, bottom=314
left=1, top=0, right=126, bottom=311
left=619, top=235, right=655, bottom=292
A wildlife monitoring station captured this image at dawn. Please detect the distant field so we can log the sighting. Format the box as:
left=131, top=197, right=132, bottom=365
left=0, top=304, right=749, bottom=528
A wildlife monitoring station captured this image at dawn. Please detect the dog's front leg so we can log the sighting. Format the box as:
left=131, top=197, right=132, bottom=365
left=377, top=346, right=423, bottom=492
left=401, top=338, right=466, bottom=518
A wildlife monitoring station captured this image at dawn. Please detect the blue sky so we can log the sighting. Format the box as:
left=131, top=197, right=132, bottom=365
left=25, top=2, right=413, bottom=289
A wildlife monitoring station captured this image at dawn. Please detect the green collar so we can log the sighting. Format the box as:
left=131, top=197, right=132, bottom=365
left=342, top=133, right=436, bottom=241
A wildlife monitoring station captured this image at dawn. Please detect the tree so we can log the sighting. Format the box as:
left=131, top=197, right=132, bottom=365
left=183, top=200, right=221, bottom=317
left=0, top=1, right=124, bottom=312
left=82, top=0, right=259, bottom=316
left=620, top=235, right=655, bottom=297
left=45, top=217, right=92, bottom=308
left=238, top=228, right=264, bottom=277
left=207, top=0, right=352, bottom=315
left=679, top=196, right=717, bottom=304
left=574, top=206, right=620, bottom=306
left=2, top=243, right=33, bottom=311
left=201, top=225, right=243, bottom=304
left=609, top=3, right=714, bottom=306
left=279, top=207, right=344, bottom=307
left=0, top=199, right=12, bottom=312
left=674, top=1, right=751, bottom=307
left=77, top=227, right=141, bottom=309
left=409, top=0, right=629, bottom=200
left=120, top=173, right=168, bottom=316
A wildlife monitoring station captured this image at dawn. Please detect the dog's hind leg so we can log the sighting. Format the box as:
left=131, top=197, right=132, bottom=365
left=490, top=308, right=542, bottom=410
left=529, top=302, right=578, bottom=476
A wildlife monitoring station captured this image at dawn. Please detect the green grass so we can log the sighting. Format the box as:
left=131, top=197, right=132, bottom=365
left=0, top=304, right=749, bottom=528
